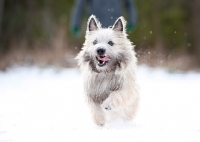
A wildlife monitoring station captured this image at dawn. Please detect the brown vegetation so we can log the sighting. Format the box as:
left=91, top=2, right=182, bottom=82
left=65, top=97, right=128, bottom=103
left=0, top=0, right=200, bottom=71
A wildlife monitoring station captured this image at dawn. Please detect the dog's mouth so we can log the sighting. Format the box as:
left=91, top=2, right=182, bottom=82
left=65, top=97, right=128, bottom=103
left=96, top=55, right=111, bottom=67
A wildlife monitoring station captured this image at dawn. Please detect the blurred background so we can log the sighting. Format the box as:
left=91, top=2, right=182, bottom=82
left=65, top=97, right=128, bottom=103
left=0, top=0, right=200, bottom=71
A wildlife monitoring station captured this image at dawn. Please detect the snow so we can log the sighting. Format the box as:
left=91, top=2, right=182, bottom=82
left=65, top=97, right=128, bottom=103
left=0, top=65, right=200, bottom=142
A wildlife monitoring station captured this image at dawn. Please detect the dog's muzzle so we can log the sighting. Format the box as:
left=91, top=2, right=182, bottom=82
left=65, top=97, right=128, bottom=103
left=96, top=47, right=111, bottom=67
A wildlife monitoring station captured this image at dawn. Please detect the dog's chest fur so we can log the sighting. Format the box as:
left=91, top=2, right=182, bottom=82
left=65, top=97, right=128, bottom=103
left=86, top=72, right=123, bottom=104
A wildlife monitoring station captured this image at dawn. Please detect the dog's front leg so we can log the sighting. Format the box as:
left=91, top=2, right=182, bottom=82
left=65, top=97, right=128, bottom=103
left=89, top=101, right=106, bottom=126
left=101, top=97, right=112, bottom=110
left=101, top=91, right=124, bottom=111
left=102, top=89, right=136, bottom=111
left=102, top=89, right=139, bottom=120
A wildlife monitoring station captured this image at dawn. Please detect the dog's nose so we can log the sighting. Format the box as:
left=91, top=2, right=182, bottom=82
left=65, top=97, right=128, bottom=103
left=97, top=47, right=106, bottom=55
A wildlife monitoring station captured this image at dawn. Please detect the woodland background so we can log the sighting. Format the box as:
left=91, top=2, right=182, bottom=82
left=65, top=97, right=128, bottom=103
left=0, top=0, right=200, bottom=71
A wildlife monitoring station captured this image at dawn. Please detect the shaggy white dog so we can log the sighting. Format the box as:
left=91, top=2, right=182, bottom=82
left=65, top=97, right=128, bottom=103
left=76, top=15, right=139, bottom=126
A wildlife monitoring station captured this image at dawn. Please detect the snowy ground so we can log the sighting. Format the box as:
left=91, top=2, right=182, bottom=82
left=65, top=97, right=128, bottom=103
left=0, top=65, right=200, bottom=142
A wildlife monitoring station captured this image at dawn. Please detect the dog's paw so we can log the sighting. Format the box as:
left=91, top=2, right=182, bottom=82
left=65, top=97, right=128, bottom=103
left=102, top=99, right=112, bottom=110
left=104, top=105, right=111, bottom=110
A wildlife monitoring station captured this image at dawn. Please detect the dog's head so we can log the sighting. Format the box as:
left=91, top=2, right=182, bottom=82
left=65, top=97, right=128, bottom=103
left=77, top=15, right=136, bottom=73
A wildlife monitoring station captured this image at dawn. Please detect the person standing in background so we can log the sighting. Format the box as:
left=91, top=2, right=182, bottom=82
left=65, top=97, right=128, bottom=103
left=70, top=0, right=137, bottom=36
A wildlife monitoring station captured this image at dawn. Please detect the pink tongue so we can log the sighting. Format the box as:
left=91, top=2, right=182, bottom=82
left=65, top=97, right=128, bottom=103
left=99, top=56, right=110, bottom=61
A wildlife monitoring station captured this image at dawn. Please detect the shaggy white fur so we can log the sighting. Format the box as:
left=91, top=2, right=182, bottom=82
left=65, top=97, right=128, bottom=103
left=76, top=15, right=139, bottom=126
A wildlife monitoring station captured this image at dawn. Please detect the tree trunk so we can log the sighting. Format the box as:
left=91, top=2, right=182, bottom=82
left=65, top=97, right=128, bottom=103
left=153, top=0, right=165, bottom=52
left=192, top=0, right=200, bottom=63
left=0, top=0, right=5, bottom=36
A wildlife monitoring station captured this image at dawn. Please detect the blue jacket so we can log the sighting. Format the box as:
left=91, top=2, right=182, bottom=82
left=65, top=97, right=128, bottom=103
left=71, top=0, right=137, bottom=28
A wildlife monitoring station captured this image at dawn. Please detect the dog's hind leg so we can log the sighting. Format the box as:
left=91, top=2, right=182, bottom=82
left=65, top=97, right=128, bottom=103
left=122, top=98, right=139, bottom=120
left=89, top=101, right=105, bottom=126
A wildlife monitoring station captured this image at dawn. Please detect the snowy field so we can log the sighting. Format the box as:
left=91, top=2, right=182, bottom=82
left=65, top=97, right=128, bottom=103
left=0, top=65, right=200, bottom=142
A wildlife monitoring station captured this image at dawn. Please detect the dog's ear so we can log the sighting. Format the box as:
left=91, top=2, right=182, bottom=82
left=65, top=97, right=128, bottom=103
left=112, top=17, right=126, bottom=32
left=87, top=15, right=99, bottom=31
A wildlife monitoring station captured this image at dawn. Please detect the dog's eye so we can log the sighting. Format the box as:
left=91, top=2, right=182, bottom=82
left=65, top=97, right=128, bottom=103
left=93, top=40, right=97, bottom=45
left=108, top=41, right=114, bottom=46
